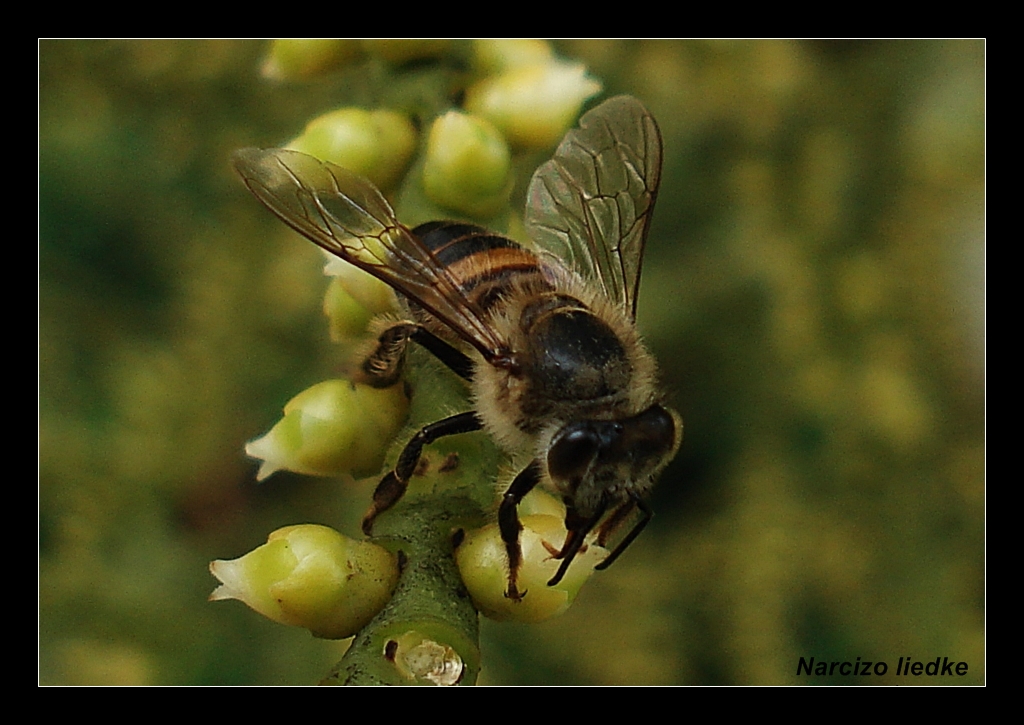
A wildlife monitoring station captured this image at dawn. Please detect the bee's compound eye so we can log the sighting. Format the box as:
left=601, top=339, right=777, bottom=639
left=548, top=424, right=600, bottom=481
left=633, top=405, right=678, bottom=455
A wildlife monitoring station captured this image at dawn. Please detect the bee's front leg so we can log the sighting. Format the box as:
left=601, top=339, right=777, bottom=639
left=499, top=461, right=542, bottom=601
left=362, top=411, right=483, bottom=535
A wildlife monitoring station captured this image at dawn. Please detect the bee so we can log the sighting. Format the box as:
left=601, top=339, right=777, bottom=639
left=233, top=95, right=682, bottom=600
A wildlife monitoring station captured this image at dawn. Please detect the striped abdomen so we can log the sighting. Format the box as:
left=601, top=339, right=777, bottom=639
left=412, top=221, right=550, bottom=318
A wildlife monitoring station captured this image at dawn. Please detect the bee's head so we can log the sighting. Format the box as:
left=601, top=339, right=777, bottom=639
left=546, top=403, right=681, bottom=518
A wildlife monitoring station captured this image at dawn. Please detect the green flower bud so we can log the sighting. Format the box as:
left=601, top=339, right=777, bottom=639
left=323, top=276, right=373, bottom=340
left=245, top=379, right=409, bottom=481
left=321, top=253, right=397, bottom=316
left=361, top=40, right=451, bottom=65
left=421, top=111, right=512, bottom=218
left=455, top=513, right=607, bottom=623
left=287, top=108, right=417, bottom=191
left=472, top=39, right=553, bottom=75
left=210, top=524, right=399, bottom=639
left=464, top=62, right=602, bottom=149
left=261, top=39, right=361, bottom=80
left=516, top=487, right=566, bottom=517
left=322, top=259, right=398, bottom=341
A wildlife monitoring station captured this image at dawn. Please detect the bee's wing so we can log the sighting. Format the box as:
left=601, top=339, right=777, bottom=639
left=525, top=96, right=662, bottom=319
left=233, top=148, right=508, bottom=361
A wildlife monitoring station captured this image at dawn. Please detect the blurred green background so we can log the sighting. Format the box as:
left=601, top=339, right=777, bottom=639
left=39, top=40, right=984, bottom=685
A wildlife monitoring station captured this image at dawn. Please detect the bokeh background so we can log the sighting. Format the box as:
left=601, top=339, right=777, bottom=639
left=39, top=40, right=984, bottom=685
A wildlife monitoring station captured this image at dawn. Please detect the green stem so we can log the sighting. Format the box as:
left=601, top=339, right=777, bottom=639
left=323, top=352, right=502, bottom=685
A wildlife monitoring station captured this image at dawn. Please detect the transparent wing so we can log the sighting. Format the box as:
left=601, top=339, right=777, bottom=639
left=233, top=148, right=508, bottom=361
left=525, top=96, right=662, bottom=319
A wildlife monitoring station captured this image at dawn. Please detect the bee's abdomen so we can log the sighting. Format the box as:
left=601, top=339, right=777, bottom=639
left=413, top=221, right=548, bottom=314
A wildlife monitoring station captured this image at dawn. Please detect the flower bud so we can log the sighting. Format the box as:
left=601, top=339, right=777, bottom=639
left=245, top=379, right=408, bottom=481
left=421, top=111, right=512, bottom=218
left=210, top=524, right=399, bottom=639
left=455, top=513, right=607, bottom=623
left=321, top=255, right=397, bottom=316
left=261, top=39, right=361, bottom=80
left=464, top=62, right=602, bottom=149
left=516, top=487, right=566, bottom=518
left=287, top=108, right=417, bottom=191
left=472, top=39, right=553, bottom=75
left=323, top=276, right=373, bottom=340
left=322, top=260, right=397, bottom=340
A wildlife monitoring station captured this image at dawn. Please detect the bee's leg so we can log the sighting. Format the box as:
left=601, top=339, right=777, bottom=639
left=359, top=322, right=474, bottom=388
left=408, top=327, right=474, bottom=381
left=359, top=322, right=416, bottom=388
left=594, top=494, right=652, bottom=571
left=547, top=501, right=608, bottom=586
left=499, top=461, right=542, bottom=601
left=361, top=411, right=482, bottom=535
left=594, top=500, right=637, bottom=548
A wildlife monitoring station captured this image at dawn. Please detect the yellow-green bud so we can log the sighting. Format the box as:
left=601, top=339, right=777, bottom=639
left=517, top=487, right=567, bottom=517
left=209, top=524, right=399, bottom=639
left=464, top=62, right=602, bottom=150
left=361, top=39, right=451, bottom=65
left=323, top=276, right=373, bottom=340
left=261, top=39, right=361, bottom=80
left=321, top=258, right=397, bottom=341
left=472, top=39, right=553, bottom=75
left=287, top=108, right=417, bottom=191
left=421, top=111, right=512, bottom=218
left=245, top=379, right=408, bottom=481
left=455, top=514, right=607, bottom=623
left=321, top=254, right=397, bottom=316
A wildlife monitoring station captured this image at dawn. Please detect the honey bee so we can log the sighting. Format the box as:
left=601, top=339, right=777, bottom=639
left=233, top=95, right=681, bottom=600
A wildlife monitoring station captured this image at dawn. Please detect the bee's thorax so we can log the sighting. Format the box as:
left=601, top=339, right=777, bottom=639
left=518, top=299, right=632, bottom=407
